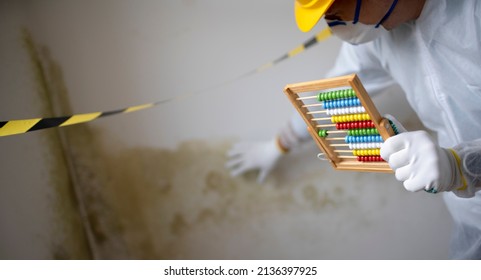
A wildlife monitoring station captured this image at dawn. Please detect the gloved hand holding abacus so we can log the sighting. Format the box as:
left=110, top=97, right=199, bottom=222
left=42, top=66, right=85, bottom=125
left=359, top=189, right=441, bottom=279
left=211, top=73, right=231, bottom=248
left=380, top=115, right=466, bottom=194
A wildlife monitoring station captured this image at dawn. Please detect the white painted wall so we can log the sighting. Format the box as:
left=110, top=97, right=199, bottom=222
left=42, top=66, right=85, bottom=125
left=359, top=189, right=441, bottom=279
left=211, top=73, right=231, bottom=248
left=1, top=0, right=452, bottom=259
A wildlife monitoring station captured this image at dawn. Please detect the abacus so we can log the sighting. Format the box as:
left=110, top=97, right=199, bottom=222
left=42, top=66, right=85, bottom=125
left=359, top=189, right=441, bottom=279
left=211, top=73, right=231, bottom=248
left=283, top=74, right=397, bottom=172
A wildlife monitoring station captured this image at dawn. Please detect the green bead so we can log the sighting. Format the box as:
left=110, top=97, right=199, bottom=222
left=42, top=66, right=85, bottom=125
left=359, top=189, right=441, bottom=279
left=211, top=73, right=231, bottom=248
left=318, top=130, right=328, bottom=138
left=320, top=92, right=327, bottom=101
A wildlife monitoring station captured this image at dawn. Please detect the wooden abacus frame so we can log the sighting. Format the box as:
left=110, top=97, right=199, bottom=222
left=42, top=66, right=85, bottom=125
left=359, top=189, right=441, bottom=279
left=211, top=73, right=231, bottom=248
left=283, top=74, right=395, bottom=173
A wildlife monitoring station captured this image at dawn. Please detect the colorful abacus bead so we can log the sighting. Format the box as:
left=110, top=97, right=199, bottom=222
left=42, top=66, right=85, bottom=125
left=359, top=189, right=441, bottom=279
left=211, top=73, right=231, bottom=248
left=357, top=156, right=384, bottom=162
left=326, top=106, right=366, bottom=116
left=323, top=97, right=361, bottom=109
left=352, top=149, right=381, bottom=156
left=347, top=128, right=379, bottom=136
left=336, top=120, right=376, bottom=130
left=345, top=135, right=383, bottom=143
left=388, top=119, right=400, bottom=135
left=318, top=129, right=328, bottom=138
left=317, top=88, right=356, bottom=101
left=331, top=113, right=371, bottom=123
left=349, top=143, right=382, bottom=149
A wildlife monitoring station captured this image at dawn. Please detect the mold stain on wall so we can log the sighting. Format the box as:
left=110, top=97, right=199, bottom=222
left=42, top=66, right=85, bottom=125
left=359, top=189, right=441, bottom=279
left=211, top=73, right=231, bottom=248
left=22, top=29, right=91, bottom=259
left=94, top=138, right=396, bottom=259
left=97, top=140, right=349, bottom=259
left=22, top=29, right=404, bottom=260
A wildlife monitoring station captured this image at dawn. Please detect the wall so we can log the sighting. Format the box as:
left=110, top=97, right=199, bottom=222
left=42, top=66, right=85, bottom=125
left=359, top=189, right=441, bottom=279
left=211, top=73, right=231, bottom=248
left=0, top=0, right=452, bottom=259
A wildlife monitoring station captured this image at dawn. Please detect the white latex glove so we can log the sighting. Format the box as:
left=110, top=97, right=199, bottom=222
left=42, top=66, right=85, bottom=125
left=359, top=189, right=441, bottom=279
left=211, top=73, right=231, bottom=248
left=380, top=128, right=462, bottom=193
left=226, top=138, right=283, bottom=183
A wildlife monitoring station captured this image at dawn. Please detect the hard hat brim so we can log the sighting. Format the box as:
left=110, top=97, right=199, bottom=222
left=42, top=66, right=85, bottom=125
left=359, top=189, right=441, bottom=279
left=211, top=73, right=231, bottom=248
left=295, top=0, right=336, bottom=32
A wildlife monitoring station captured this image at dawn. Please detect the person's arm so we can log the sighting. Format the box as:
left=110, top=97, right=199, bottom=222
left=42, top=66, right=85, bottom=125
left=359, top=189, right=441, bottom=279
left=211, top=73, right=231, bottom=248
left=447, top=139, right=481, bottom=197
left=226, top=42, right=396, bottom=182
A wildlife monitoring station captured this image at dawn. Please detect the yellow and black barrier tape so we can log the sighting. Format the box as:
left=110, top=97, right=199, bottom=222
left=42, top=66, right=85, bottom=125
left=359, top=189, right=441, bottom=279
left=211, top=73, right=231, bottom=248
left=1, top=28, right=332, bottom=137
left=0, top=102, right=161, bottom=137
left=253, top=27, right=332, bottom=73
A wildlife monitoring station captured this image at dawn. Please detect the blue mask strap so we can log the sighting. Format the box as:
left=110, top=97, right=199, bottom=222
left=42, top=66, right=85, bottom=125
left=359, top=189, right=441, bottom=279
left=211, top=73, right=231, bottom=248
left=353, top=0, right=362, bottom=24
left=375, top=0, right=398, bottom=28
left=327, top=20, right=347, bottom=27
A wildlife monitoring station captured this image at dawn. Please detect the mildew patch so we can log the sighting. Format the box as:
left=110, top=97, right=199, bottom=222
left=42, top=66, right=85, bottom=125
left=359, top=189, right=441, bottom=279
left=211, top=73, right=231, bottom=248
left=91, top=139, right=369, bottom=259
left=22, top=28, right=91, bottom=259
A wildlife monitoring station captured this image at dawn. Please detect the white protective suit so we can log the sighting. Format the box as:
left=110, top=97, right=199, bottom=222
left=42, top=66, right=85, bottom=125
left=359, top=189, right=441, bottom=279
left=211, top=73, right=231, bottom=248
left=286, top=0, right=481, bottom=259
left=229, top=0, right=481, bottom=258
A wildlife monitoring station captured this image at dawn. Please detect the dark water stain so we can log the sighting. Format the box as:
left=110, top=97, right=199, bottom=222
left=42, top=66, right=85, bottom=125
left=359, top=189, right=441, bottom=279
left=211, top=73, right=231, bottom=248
left=91, top=139, right=361, bottom=259
left=22, top=28, right=91, bottom=259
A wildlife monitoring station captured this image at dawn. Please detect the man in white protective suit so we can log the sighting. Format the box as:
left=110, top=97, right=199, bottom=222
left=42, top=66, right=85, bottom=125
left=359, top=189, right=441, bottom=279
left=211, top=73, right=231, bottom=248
left=226, top=0, right=481, bottom=259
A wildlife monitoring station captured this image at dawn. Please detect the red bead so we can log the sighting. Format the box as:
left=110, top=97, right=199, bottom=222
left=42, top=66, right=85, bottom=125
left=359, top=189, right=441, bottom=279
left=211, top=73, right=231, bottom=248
left=357, top=155, right=384, bottom=162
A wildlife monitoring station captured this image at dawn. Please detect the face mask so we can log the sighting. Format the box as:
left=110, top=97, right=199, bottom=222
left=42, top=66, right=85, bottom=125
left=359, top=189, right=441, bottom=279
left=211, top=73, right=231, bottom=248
left=327, top=0, right=398, bottom=45
left=326, top=20, right=389, bottom=45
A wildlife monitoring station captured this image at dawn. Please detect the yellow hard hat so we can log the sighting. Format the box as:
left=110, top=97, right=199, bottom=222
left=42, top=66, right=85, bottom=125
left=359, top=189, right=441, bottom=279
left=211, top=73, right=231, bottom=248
left=295, top=0, right=336, bottom=32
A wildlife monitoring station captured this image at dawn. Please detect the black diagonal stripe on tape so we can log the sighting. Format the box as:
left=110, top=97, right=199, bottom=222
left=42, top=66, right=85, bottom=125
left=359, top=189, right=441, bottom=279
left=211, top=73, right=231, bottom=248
left=0, top=121, right=6, bottom=129
left=100, top=108, right=126, bottom=117
left=273, top=54, right=289, bottom=65
left=303, top=36, right=318, bottom=49
left=28, top=116, right=70, bottom=132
